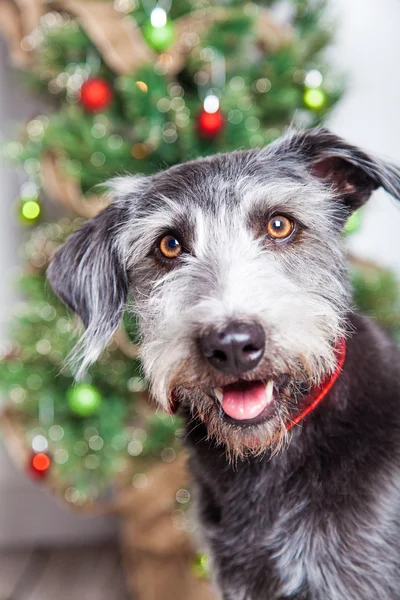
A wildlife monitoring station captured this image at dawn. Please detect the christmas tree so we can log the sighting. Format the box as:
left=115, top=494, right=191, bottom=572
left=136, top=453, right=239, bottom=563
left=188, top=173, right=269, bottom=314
left=0, top=0, right=345, bottom=508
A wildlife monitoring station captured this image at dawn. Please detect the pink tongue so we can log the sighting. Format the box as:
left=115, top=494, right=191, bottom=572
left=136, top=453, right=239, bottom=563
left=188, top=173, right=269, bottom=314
left=222, top=382, right=269, bottom=421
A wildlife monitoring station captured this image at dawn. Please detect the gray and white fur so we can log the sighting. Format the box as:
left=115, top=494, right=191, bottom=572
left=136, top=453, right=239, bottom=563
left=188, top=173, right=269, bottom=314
left=48, top=128, right=400, bottom=599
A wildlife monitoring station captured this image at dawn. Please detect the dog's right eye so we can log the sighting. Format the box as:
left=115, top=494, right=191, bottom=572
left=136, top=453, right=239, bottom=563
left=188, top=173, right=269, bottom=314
left=159, top=235, right=182, bottom=259
left=267, top=215, right=294, bottom=240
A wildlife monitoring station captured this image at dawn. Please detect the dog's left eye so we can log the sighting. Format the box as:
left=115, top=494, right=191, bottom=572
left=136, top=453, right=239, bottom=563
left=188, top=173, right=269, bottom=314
left=267, top=215, right=294, bottom=240
left=159, top=235, right=182, bottom=259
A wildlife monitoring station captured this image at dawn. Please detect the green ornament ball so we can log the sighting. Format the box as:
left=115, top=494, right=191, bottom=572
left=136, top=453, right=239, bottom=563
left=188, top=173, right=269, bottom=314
left=67, top=384, right=102, bottom=417
left=142, top=20, right=175, bottom=53
left=191, top=553, right=210, bottom=580
left=345, top=210, right=361, bottom=235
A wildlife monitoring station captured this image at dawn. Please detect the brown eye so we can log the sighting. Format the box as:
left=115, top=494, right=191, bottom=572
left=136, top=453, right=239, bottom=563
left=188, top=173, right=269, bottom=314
left=159, top=235, right=182, bottom=259
left=267, top=215, right=294, bottom=240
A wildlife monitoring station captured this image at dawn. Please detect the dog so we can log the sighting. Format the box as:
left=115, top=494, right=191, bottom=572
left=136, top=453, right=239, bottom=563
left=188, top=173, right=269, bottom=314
left=48, top=128, right=400, bottom=599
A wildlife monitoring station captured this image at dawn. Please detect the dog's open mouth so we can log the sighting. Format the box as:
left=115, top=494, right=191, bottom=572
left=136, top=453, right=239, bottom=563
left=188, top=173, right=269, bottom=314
left=214, top=380, right=276, bottom=425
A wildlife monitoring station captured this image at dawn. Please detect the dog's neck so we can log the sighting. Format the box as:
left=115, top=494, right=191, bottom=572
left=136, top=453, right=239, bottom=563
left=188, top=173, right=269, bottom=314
left=286, top=337, right=347, bottom=431
left=185, top=315, right=400, bottom=600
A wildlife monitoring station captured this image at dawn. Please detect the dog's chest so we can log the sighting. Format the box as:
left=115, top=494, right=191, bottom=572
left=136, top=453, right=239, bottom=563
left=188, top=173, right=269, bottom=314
left=197, top=454, right=400, bottom=600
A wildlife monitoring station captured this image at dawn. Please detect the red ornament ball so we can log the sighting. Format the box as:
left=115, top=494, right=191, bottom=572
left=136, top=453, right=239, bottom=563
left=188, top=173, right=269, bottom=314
left=80, top=78, right=113, bottom=113
left=28, top=452, right=51, bottom=479
left=196, top=109, right=224, bottom=139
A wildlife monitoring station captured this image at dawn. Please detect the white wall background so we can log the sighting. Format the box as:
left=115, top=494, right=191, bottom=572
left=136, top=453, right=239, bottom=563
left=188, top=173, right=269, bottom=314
left=0, top=0, right=399, bottom=545
left=328, top=0, right=400, bottom=274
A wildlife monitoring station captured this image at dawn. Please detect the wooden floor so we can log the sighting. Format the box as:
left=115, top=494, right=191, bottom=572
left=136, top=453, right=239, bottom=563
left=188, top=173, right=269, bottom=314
left=0, top=546, right=131, bottom=600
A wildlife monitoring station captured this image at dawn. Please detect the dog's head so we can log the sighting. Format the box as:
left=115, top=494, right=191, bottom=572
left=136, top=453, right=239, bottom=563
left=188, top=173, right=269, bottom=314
left=47, top=129, right=400, bottom=457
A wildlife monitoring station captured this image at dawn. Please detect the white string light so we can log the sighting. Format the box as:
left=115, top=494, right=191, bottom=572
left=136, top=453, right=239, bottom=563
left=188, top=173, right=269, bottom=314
left=150, top=6, right=167, bottom=28
left=305, top=69, right=323, bottom=89
left=203, top=94, right=220, bottom=114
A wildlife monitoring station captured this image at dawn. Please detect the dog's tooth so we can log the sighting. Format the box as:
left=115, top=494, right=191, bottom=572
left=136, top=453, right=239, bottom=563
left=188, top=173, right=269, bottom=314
left=214, top=388, right=223, bottom=403
left=265, top=380, right=274, bottom=404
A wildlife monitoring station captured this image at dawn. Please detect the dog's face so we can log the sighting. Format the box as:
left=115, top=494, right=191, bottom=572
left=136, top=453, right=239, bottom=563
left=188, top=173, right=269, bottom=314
left=48, top=129, right=400, bottom=457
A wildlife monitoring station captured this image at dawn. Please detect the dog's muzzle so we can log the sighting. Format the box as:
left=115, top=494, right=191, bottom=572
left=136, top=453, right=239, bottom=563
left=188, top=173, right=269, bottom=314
left=197, top=321, right=271, bottom=422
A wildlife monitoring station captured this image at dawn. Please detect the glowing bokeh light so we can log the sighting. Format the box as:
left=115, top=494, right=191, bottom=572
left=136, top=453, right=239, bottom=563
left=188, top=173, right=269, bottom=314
left=203, top=94, right=220, bottom=114
left=305, top=69, right=323, bottom=89
left=22, top=200, right=41, bottom=220
left=150, top=7, right=167, bottom=28
left=304, top=88, right=326, bottom=109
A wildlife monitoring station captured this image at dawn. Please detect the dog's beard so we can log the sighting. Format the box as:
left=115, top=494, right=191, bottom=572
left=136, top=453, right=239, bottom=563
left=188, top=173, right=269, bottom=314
left=179, top=387, right=296, bottom=461
left=160, top=356, right=319, bottom=461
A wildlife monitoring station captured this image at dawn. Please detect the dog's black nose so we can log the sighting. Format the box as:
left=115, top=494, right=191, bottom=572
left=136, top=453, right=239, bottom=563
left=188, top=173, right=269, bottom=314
left=199, top=321, right=265, bottom=375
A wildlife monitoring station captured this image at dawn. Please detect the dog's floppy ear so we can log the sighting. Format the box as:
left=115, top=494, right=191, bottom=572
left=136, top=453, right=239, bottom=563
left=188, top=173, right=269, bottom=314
left=47, top=200, right=129, bottom=378
left=290, top=128, right=400, bottom=212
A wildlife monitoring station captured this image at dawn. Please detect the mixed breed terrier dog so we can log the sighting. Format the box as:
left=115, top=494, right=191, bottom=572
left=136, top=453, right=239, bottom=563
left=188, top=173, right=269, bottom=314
left=48, top=129, right=400, bottom=599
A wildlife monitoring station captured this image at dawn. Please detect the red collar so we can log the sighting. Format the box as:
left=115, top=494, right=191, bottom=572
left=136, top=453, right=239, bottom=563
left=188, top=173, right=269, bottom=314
left=286, top=337, right=346, bottom=431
